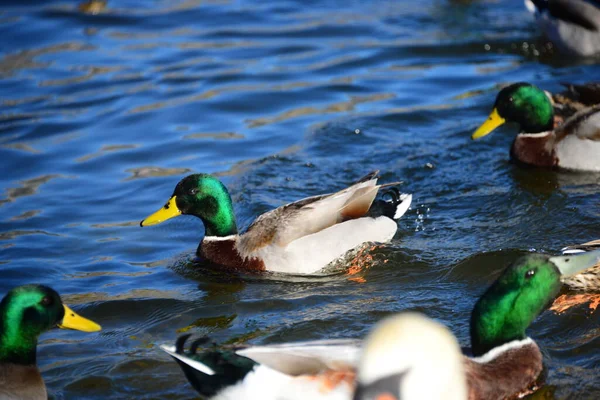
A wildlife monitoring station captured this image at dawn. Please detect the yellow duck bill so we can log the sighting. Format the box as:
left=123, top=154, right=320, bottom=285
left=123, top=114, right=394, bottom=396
left=140, top=196, right=182, bottom=227
left=58, top=305, right=101, bottom=332
left=472, top=108, right=506, bottom=140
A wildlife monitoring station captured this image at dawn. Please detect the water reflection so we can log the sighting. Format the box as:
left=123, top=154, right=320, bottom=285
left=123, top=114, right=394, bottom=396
left=0, top=229, right=61, bottom=240
left=1, top=0, right=599, bottom=398
left=247, top=93, right=394, bottom=128
left=125, top=166, right=192, bottom=181
left=182, top=131, right=244, bottom=140
left=77, top=144, right=138, bottom=163
left=0, top=42, right=92, bottom=77
left=9, top=209, right=41, bottom=220
left=1, top=174, right=63, bottom=204
left=63, top=289, right=184, bottom=304
left=78, top=0, right=107, bottom=15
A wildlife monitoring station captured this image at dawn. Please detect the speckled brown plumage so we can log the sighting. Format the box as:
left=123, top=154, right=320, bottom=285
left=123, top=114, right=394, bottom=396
left=561, top=265, right=600, bottom=290
left=464, top=341, right=543, bottom=400
left=554, top=105, right=600, bottom=142
left=199, top=238, right=266, bottom=273
left=553, top=82, right=600, bottom=116
left=551, top=83, right=600, bottom=141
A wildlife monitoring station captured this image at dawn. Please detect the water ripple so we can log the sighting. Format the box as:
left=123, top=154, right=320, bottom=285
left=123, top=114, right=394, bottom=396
left=1, top=0, right=599, bottom=398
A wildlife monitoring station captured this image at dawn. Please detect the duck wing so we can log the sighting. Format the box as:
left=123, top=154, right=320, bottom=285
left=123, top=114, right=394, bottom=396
left=552, top=82, right=600, bottom=121
left=560, top=82, right=600, bottom=106
left=237, top=339, right=361, bottom=376
left=562, top=239, right=600, bottom=254
left=238, top=171, right=402, bottom=253
left=555, top=104, right=600, bottom=141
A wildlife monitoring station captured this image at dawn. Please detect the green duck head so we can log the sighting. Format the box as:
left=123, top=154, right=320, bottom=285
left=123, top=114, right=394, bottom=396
left=0, top=285, right=101, bottom=365
left=470, top=250, right=600, bottom=356
left=140, top=174, right=238, bottom=237
left=472, top=82, right=554, bottom=139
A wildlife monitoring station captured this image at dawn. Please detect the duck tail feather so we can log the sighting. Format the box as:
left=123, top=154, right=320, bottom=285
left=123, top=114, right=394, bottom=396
left=355, top=170, right=380, bottom=184
left=367, top=186, right=412, bottom=220
left=161, top=335, right=258, bottom=399
left=175, top=334, right=192, bottom=354
left=190, top=337, right=211, bottom=355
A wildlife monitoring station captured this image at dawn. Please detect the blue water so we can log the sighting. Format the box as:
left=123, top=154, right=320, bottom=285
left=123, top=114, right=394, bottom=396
left=1, top=0, right=600, bottom=398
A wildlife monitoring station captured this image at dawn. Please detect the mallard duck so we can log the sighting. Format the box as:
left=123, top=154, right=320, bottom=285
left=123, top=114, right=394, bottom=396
left=525, top=0, right=600, bottom=57
left=140, top=171, right=412, bottom=275
left=472, top=82, right=600, bottom=171
left=0, top=285, right=101, bottom=400
left=162, top=313, right=467, bottom=400
left=160, top=250, right=600, bottom=399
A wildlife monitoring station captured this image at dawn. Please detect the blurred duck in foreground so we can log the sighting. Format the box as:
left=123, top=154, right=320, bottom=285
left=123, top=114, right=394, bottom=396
left=161, top=250, right=600, bottom=399
left=352, top=313, right=466, bottom=400
left=525, top=0, right=600, bottom=57
left=141, top=171, right=412, bottom=275
left=163, top=313, right=467, bottom=400
left=0, top=285, right=101, bottom=400
left=473, top=82, right=600, bottom=171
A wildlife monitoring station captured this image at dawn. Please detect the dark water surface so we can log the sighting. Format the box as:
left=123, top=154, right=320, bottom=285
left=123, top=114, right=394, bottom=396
left=1, top=0, right=600, bottom=398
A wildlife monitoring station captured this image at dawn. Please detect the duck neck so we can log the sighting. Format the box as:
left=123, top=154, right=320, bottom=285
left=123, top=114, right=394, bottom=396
left=0, top=304, right=38, bottom=365
left=200, top=198, right=238, bottom=238
left=469, top=294, right=527, bottom=357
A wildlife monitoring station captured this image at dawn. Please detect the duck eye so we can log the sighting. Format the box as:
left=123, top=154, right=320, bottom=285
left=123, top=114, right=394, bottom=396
left=40, top=296, right=54, bottom=307
left=508, top=97, right=513, bottom=102
left=525, top=269, right=536, bottom=279
left=189, top=188, right=198, bottom=195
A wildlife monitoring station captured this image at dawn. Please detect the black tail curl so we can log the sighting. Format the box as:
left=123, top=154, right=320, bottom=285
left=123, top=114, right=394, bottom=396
left=367, top=186, right=407, bottom=219
left=382, top=187, right=401, bottom=203
left=190, top=336, right=211, bottom=355
left=169, top=335, right=257, bottom=399
left=175, top=334, right=192, bottom=354
left=176, top=334, right=212, bottom=355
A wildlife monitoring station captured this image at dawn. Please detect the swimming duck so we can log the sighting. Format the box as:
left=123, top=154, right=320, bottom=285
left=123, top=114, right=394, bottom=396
left=472, top=82, right=600, bottom=171
left=0, top=285, right=101, bottom=400
left=160, top=250, right=600, bottom=399
left=140, top=171, right=412, bottom=275
left=525, top=0, right=600, bottom=57
left=162, top=313, right=467, bottom=400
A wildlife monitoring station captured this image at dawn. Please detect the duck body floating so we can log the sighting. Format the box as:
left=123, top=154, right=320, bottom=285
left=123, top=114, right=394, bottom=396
left=0, top=285, right=101, bottom=400
left=525, top=0, right=600, bottom=57
left=141, top=171, right=412, bottom=275
left=473, top=82, right=600, bottom=171
left=161, top=250, right=600, bottom=399
left=163, top=313, right=467, bottom=400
